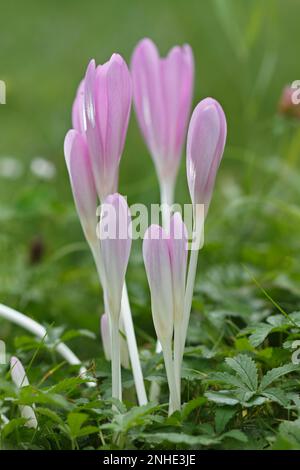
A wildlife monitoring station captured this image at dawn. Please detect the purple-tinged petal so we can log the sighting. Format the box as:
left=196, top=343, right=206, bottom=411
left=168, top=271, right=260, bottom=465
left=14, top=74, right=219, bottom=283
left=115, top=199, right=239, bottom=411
left=186, top=98, right=227, bottom=214
left=105, top=54, right=132, bottom=180
left=72, top=80, right=86, bottom=133
left=169, top=213, right=188, bottom=322
left=83, top=56, right=131, bottom=200
left=99, top=194, right=132, bottom=321
left=131, top=38, right=194, bottom=183
left=64, top=129, right=98, bottom=244
left=143, top=225, right=174, bottom=343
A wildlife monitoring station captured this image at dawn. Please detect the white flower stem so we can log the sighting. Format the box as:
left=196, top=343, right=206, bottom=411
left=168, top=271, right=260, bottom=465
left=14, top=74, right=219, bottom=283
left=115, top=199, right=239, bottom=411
left=149, top=178, right=175, bottom=402
left=160, top=178, right=174, bottom=229
left=121, top=285, right=148, bottom=405
left=173, top=323, right=182, bottom=403
left=162, top=340, right=180, bottom=415
left=0, top=303, right=92, bottom=384
left=182, top=209, right=203, bottom=353
left=93, top=244, right=147, bottom=405
left=111, top=320, right=121, bottom=401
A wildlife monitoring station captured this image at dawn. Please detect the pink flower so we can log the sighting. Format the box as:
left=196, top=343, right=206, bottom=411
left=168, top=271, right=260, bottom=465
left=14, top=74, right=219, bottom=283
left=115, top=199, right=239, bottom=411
left=98, top=193, right=132, bottom=322
left=64, top=129, right=97, bottom=246
left=142, top=213, right=188, bottom=343
left=71, top=54, right=132, bottom=201
left=186, top=98, right=227, bottom=215
left=143, top=213, right=188, bottom=412
left=131, top=38, right=194, bottom=186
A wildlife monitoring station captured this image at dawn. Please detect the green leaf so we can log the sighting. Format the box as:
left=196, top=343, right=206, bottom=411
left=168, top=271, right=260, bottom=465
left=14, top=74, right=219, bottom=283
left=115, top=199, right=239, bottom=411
left=36, top=407, right=64, bottom=425
left=260, top=364, right=299, bottom=391
left=208, top=372, right=250, bottom=391
left=249, top=324, right=273, bottom=347
left=1, top=418, right=27, bottom=439
left=67, top=412, right=88, bottom=438
left=181, top=397, right=207, bottom=420
left=74, top=426, right=99, bottom=438
left=261, top=388, right=289, bottom=407
left=205, top=391, right=239, bottom=406
left=225, top=354, right=258, bottom=391
left=221, top=429, right=248, bottom=443
left=215, top=407, right=237, bottom=434
left=272, top=419, right=300, bottom=450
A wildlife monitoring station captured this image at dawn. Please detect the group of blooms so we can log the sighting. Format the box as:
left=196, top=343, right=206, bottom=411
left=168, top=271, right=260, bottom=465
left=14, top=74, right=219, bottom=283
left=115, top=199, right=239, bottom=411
left=64, top=38, right=227, bottom=414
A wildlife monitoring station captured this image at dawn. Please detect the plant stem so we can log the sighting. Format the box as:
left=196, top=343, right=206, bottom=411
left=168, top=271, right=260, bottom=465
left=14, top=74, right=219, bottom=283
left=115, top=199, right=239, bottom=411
left=0, top=303, right=91, bottom=382
left=182, top=228, right=200, bottom=353
left=111, top=320, right=121, bottom=401
left=93, top=244, right=147, bottom=405
left=121, top=285, right=148, bottom=405
left=149, top=178, right=175, bottom=402
left=160, top=178, right=174, bottom=229
left=162, top=340, right=180, bottom=415
left=173, top=324, right=182, bottom=403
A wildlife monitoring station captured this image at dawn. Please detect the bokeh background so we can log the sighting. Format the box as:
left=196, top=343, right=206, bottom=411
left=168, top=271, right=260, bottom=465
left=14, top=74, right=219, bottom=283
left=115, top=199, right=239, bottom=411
left=1, top=0, right=300, bottom=359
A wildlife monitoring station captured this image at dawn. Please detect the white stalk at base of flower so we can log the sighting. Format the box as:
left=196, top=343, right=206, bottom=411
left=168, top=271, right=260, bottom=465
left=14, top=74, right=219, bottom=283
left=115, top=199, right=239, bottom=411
left=120, top=285, right=148, bottom=403
left=143, top=223, right=184, bottom=414
left=10, top=356, right=38, bottom=429
left=0, top=303, right=93, bottom=385
left=98, top=194, right=132, bottom=402
left=95, top=246, right=147, bottom=405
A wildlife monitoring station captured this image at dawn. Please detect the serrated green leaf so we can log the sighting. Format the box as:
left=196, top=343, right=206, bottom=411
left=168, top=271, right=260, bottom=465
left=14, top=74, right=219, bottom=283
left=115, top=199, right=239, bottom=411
left=208, top=372, right=250, bottom=390
left=261, top=388, right=289, bottom=407
left=260, top=364, right=299, bottom=391
left=226, top=354, right=258, bottom=391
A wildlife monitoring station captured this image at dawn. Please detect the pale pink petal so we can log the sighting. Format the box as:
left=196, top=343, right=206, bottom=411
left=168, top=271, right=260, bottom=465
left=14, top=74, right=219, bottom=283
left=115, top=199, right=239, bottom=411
left=169, top=213, right=188, bottom=321
left=105, top=54, right=132, bottom=181
left=72, top=80, right=86, bottom=133
left=99, top=194, right=132, bottom=321
left=131, top=38, right=194, bottom=183
left=64, top=129, right=98, bottom=244
left=143, top=225, right=174, bottom=343
left=186, top=98, right=227, bottom=214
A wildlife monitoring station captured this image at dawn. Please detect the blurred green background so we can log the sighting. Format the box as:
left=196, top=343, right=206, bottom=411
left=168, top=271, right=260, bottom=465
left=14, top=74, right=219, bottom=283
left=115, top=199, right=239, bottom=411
left=0, top=0, right=300, bottom=358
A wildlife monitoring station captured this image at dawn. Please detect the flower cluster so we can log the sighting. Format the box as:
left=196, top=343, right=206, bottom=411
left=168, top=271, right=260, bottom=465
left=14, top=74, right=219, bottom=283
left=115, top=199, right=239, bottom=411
left=64, top=38, right=227, bottom=413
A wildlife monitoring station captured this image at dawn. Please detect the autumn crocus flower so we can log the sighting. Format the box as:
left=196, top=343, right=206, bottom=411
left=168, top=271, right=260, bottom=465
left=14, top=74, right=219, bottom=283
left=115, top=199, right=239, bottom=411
left=187, top=98, right=227, bottom=216
left=98, top=194, right=132, bottom=400
left=131, top=38, right=194, bottom=210
left=10, top=357, right=37, bottom=429
left=183, top=98, right=227, bottom=368
left=72, top=54, right=132, bottom=201
left=143, top=213, right=188, bottom=413
left=64, top=56, right=147, bottom=405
